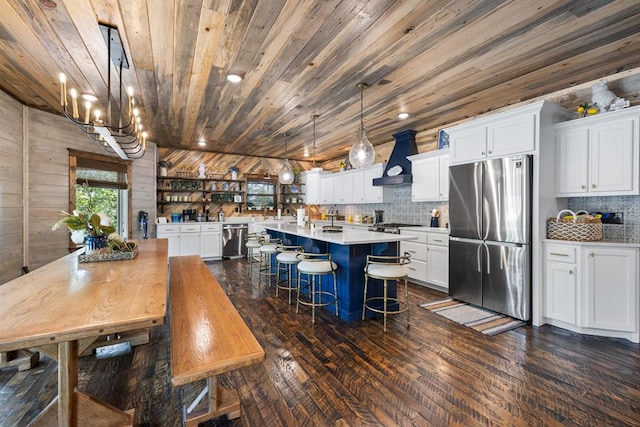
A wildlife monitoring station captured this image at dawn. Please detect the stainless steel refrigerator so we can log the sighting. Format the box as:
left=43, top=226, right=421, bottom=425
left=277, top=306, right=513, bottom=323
left=448, top=155, right=532, bottom=321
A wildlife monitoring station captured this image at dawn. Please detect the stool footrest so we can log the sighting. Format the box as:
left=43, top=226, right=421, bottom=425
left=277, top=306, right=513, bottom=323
left=363, top=297, right=409, bottom=316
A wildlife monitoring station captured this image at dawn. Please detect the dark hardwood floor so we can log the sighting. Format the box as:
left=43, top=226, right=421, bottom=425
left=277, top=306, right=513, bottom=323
left=2, top=257, right=640, bottom=426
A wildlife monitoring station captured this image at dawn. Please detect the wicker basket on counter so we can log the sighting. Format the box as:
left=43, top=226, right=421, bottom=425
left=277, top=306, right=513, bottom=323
left=547, top=209, right=602, bottom=242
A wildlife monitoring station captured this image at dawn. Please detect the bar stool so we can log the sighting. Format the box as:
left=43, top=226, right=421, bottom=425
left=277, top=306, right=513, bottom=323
left=259, top=237, right=282, bottom=287
left=245, top=232, right=266, bottom=278
left=296, top=253, right=338, bottom=324
left=362, top=254, right=411, bottom=332
left=275, top=245, right=304, bottom=304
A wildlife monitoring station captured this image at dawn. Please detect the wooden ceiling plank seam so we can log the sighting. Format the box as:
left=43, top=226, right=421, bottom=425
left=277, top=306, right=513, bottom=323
left=117, top=0, right=160, bottom=128
left=0, top=41, right=61, bottom=109
left=147, top=0, right=175, bottom=135
left=0, top=0, right=90, bottom=110
left=170, top=0, right=203, bottom=141
left=193, top=0, right=259, bottom=145
left=220, top=0, right=398, bottom=149
left=181, top=7, right=227, bottom=147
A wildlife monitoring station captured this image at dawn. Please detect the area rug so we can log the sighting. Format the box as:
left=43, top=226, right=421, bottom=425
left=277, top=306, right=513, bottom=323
left=419, top=298, right=527, bottom=336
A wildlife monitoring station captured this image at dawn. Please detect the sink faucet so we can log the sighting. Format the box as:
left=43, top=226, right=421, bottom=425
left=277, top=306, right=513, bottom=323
left=263, top=206, right=268, bottom=220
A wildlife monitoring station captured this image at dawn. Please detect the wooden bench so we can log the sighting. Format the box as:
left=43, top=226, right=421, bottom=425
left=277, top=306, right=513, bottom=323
left=169, top=256, right=265, bottom=426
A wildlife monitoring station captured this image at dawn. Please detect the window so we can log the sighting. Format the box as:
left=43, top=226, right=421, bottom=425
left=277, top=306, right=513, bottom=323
left=246, top=177, right=277, bottom=211
left=68, top=149, right=132, bottom=240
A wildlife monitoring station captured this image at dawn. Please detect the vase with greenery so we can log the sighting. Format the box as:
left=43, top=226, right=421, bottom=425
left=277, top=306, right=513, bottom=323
left=229, top=166, right=239, bottom=180
left=158, top=160, right=172, bottom=177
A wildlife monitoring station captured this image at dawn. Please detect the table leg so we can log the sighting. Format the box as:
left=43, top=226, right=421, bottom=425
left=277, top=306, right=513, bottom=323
left=59, top=340, right=78, bottom=426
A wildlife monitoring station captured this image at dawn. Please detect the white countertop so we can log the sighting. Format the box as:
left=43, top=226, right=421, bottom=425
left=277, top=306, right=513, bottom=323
left=399, top=226, right=449, bottom=234
left=543, top=238, right=640, bottom=248
left=261, top=223, right=418, bottom=245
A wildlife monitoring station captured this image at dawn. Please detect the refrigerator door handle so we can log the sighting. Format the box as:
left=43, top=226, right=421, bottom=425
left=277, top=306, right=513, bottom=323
left=484, top=243, right=491, bottom=275
left=476, top=244, right=482, bottom=272
left=500, top=245, right=505, bottom=271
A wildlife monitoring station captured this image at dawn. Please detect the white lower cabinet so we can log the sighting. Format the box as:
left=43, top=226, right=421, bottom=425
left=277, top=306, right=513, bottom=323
left=584, top=247, right=637, bottom=332
left=543, top=241, right=639, bottom=342
left=400, top=229, right=449, bottom=290
left=200, top=223, right=222, bottom=260
left=179, top=224, right=201, bottom=256
left=157, top=223, right=224, bottom=259
left=156, top=225, right=181, bottom=257
left=426, top=233, right=449, bottom=290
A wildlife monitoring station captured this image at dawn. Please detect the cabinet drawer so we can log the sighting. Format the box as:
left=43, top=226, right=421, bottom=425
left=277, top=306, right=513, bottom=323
left=201, top=223, right=223, bottom=232
left=181, top=225, right=201, bottom=233
left=158, top=226, right=180, bottom=233
left=406, top=258, right=427, bottom=282
left=401, top=241, right=427, bottom=262
left=427, top=233, right=448, bottom=247
left=545, top=245, right=576, bottom=263
left=400, top=230, right=428, bottom=244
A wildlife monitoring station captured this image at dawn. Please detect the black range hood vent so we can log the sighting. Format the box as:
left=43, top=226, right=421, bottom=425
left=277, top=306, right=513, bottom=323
left=372, top=129, right=418, bottom=186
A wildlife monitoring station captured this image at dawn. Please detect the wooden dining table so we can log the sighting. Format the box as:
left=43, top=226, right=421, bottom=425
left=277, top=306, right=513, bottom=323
left=0, top=239, right=168, bottom=427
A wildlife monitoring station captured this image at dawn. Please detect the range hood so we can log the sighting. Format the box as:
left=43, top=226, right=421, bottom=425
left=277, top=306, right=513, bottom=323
left=372, top=129, right=418, bottom=186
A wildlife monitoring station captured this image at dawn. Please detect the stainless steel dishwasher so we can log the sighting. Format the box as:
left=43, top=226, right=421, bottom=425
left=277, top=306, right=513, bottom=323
left=222, top=223, right=248, bottom=258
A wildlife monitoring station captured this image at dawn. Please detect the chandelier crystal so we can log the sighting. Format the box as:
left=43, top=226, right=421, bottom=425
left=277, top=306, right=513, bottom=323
left=278, top=133, right=294, bottom=184
left=59, top=23, right=146, bottom=159
left=349, top=83, right=375, bottom=169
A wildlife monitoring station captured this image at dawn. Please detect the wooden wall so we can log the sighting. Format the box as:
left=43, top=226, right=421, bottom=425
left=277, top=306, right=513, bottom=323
left=131, top=142, right=157, bottom=239
left=0, top=90, right=24, bottom=284
left=0, top=88, right=157, bottom=284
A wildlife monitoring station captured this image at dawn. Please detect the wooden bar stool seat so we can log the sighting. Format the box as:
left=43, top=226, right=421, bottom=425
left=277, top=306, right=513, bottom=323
left=362, top=254, right=411, bottom=332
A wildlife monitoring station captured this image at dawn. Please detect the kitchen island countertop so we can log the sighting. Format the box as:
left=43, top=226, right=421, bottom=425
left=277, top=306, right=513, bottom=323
left=261, top=223, right=418, bottom=245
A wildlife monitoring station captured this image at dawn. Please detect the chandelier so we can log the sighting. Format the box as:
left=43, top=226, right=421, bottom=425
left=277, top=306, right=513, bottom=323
left=59, top=23, right=146, bottom=159
left=349, top=83, right=375, bottom=169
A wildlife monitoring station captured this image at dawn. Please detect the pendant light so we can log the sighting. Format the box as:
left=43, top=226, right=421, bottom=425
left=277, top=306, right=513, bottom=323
left=278, top=133, right=295, bottom=184
left=311, top=114, right=320, bottom=169
left=349, top=83, right=375, bottom=169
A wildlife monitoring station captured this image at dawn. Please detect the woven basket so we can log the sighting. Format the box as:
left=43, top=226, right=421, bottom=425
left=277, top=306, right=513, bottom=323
left=78, top=245, right=138, bottom=263
left=547, top=209, right=602, bottom=242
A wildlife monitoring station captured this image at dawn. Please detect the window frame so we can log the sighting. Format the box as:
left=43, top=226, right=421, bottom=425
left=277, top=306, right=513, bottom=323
left=67, top=149, right=133, bottom=246
left=244, top=175, right=277, bottom=211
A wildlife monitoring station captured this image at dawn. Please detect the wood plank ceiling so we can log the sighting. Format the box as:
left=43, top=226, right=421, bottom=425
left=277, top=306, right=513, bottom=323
left=1, top=0, right=640, bottom=162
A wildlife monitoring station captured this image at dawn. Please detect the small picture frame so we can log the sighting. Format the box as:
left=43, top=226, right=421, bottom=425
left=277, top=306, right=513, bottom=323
left=437, top=129, right=450, bottom=150
left=233, top=195, right=242, bottom=203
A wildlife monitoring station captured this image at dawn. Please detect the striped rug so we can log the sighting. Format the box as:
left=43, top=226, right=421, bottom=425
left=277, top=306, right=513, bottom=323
left=419, top=298, right=527, bottom=336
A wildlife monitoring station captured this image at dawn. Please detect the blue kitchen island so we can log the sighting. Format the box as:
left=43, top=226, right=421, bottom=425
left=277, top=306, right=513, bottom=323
left=262, top=223, right=417, bottom=322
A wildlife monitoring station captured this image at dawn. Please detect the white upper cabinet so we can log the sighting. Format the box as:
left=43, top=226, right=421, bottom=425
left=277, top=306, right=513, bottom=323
left=555, top=106, right=639, bottom=197
left=314, top=163, right=391, bottom=205
left=361, top=163, right=392, bottom=203
left=447, top=102, right=543, bottom=165
left=408, top=150, right=449, bottom=202
left=319, top=175, right=335, bottom=204
left=302, top=169, right=323, bottom=204
left=334, top=171, right=353, bottom=204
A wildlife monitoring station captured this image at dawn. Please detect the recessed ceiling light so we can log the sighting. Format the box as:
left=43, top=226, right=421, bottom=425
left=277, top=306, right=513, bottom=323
left=397, top=112, right=409, bottom=120
left=226, top=73, right=243, bottom=83
left=303, top=150, right=310, bottom=157
left=198, top=140, right=206, bottom=147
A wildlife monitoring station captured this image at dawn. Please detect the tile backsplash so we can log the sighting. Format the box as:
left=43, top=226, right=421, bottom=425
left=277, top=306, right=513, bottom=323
left=318, top=185, right=449, bottom=228
left=568, top=195, right=640, bottom=241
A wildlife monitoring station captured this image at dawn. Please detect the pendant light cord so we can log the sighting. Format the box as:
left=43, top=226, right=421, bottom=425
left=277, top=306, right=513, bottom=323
left=360, top=85, right=365, bottom=131
left=312, top=115, right=317, bottom=167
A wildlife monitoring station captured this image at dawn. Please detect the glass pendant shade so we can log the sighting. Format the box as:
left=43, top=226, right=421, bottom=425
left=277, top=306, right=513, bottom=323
left=349, top=127, right=375, bottom=168
left=349, top=83, right=375, bottom=169
left=279, top=159, right=294, bottom=184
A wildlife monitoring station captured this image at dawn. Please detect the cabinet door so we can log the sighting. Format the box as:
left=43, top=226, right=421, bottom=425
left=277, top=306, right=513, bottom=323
left=411, top=157, right=440, bottom=201
left=556, top=127, right=589, bottom=195
left=584, top=248, right=637, bottom=332
left=449, top=126, right=487, bottom=164
left=179, top=232, right=201, bottom=256
left=158, top=233, right=180, bottom=257
left=427, top=245, right=449, bottom=289
left=544, top=261, right=577, bottom=324
left=303, top=172, right=320, bottom=204
left=320, top=175, right=334, bottom=204
left=589, top=117, right=637, bottom=194
left=334, top=172, right=353, bottom=204
left=362, top=165, right=387, bottom=203
left=351, top=169, right=365, bottom=202
left=439, top=155, right=449, bottom=200
left=487, top=113, right=536, bottom=157
left=201, top=231, right=222, bottom=259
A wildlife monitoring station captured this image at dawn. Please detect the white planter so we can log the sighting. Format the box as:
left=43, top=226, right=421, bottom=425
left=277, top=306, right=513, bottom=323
left=160, top=166, right=168, bottom=177
left=231, top=171, right=238, bottom=180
